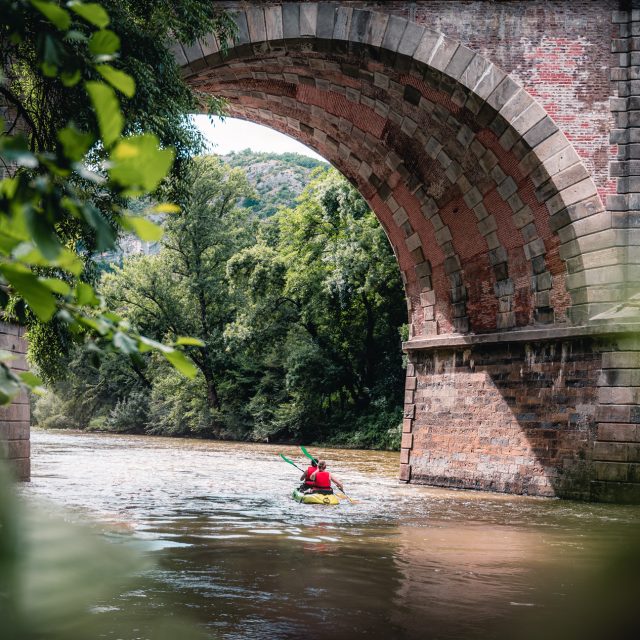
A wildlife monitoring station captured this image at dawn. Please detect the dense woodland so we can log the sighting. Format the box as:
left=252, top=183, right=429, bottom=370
left=34, top=155, right=407, bottom=449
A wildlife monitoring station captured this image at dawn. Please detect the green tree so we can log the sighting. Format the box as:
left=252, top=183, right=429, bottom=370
left=101, top=156, right=255, bottom=433
left=227, top=168, right=406, bottom=444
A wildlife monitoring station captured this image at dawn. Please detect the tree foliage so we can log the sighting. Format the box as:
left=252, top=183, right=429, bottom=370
left=36, top=165, right=407, bottom=448
left=0, top=0, right=234, bottom=403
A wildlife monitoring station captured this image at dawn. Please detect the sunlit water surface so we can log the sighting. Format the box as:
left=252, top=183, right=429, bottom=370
left=24, top=429, right=640, bottom=640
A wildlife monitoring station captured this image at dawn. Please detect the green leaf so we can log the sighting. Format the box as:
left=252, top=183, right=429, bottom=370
left=24, top=209, right=63, bottom=260
left=138, top=335, right=171, bottom=354
left=19, top=371, right=43, bottom=387
left=60, top=69, right=81, bottom=87
left=121, top=216, right=163, bottom=242
left=0, top=365, right=21, bottom=405
left=0, top=264, right=57, bottom=321
left=68, top=1, right=110, bottom=28
left=40, top=278, right=71, bottom=296
left=81, top=203, right=116, bottom=250
left=152, top=203, right=180, bottom=214
left=88, top=29, right=120, bottom=55
left=109, top=134, right=174, bottom=194
left=174, top=336, right=205, bottom=347
left=75, top=282, right=99, bottom=306
left=113, top=331, right=137, bottom=355
left=31, top=1, right=71, bottom=30
left=95, top=64, right=135, bottom=98
left=85, top=81, right=122, bottom=147
left=163, top=348, right=198, bottom=379
left=58, top=125, right=93, bottom=162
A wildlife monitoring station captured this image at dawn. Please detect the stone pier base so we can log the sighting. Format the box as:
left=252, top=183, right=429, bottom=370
left=0, top=322, right=30, bottom=481
left=402, top=326, right=640, bottom=503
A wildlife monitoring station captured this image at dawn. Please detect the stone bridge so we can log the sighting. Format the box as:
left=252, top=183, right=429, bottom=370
left=4, top=1, right=640, bottom=502
left=173, top=0, right=640, bottom=502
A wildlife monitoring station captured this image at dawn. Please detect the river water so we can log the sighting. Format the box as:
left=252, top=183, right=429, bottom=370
left=22, top=429, right=640, bottom=640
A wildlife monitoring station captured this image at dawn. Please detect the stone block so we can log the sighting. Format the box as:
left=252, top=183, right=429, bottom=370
left=597, top=423, right=639, bottom=442
left=473, top=64, right=505, bottom=101
left=264, top=5, right=284, bottom=41
left=596, top=403, right=640, bottom=422
left=412, top=28, right=441, bottom=64
left=381, top=15, right=407, bottom=53
left=406, top=232, right=422, bottom=252
left=282, top=3, right=300, bottom=40
left=598, top=386, right=640, bottom=405
left=366, top=11, right=389, bottom=48
left=420, top=290, right=436, bottom=306
left=486, top=76, right=521, bottom=112
left=7, top=457, right=29, bottom=481
left=399, top=463, right=411, bottom=482
left=499, top=88, right=532, bottom=122
left=430, top=37, right=459, bottom=73
left=0, top=403, right=29, bottom=421
left=246, top=6, right=267, bottom=43
left=332, top=5, right=352, bottom=41
left=594, top=461, right=628, bottom=482
left=299, top=4, right=318, bottom=37
left=229, top=9, right=250, bottom=45
left=401, top=433, right=414, bottom=449
left=405, top=376, right=417, bottom=391
left=593, top=441, right=629, bottom=462
left=602, top=351, right=640, bottom=370
left=398, top=22, right=424, bottom=57
left=444, top=45, right=474, bottom=80
left=545, top=178, right=599, bottom=217
left=590, top=481, right=640, bottom=504
left=0, top=439, right=29, bottom=459
left=0, top=421, right=29, bottom=440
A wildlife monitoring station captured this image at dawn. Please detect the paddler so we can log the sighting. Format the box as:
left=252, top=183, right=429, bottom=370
left=309, top=460, right=344, bottom=495
left=299, top=457, right=319, bottom=491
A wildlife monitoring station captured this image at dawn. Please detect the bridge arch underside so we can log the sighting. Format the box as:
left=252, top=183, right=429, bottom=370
left=177, top=6, right=634, bottom=501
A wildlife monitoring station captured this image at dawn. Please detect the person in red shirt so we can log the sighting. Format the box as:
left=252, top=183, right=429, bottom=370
left=309, top=460, right=344, bottom=495
left=299, top=458, right=318, bottom=491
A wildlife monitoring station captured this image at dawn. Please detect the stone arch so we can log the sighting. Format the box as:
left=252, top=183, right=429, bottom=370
left=175, top=3, right=612, bottom=339
left=172, top=3, right=620, bottom=499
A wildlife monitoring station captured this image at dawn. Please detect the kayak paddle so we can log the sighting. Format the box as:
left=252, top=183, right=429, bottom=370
left=279, top=453, right=304, bottom=472
left=335, top=490, right=359, bottom=504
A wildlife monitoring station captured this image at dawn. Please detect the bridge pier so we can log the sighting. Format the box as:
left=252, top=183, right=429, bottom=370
left=0, top=322, right=30, bottom=481
left=402, top=324, right=640, bottom=503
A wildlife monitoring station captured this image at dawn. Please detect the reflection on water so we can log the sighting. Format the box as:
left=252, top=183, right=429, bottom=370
left=24, top=430, right=640, bottom=640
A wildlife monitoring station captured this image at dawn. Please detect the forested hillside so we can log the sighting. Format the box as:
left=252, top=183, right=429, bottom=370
left=33, top=158, right=407, bottom=450
left=223, top=149, right=327, bottom=217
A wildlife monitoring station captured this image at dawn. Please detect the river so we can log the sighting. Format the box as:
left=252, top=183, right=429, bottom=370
left=20, top=429, right=640, bottom=640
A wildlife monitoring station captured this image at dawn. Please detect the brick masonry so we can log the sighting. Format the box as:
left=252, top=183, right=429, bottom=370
left=173, top=2, right=640, bottom=501
left=0, top=322, right=30, bottom=481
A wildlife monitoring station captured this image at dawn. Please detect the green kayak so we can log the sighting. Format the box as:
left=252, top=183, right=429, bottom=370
left=292, top=488, right=340, bottom=505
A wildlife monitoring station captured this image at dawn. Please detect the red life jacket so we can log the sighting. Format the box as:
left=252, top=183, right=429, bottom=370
left=313, top=470, right=331, bottom=490
left=304, top=465, right=317, bottom=487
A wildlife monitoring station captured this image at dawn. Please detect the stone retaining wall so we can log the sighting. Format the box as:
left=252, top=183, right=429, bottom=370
left=0, top=322, right=30, bottom=481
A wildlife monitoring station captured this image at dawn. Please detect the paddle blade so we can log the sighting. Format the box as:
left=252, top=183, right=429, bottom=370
left=279, top=453, right=303, bottom=471
left=300, top=445, right=315, bottom=461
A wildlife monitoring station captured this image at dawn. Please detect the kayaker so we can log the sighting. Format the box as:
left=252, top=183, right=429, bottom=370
left=309, top=460, right=344, bottom=495
left=299, top=457, right=319, bottom=491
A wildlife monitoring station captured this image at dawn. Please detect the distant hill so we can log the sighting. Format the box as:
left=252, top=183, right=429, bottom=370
left=98, top=150, right=328, bottom=267
left=222, top=149, right=328, bottom=217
